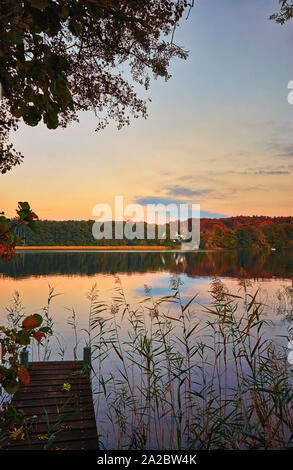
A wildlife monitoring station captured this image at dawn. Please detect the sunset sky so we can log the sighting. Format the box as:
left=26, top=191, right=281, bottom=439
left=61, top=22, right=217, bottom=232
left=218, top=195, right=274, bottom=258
left=1, top=0, right=293, bottom=220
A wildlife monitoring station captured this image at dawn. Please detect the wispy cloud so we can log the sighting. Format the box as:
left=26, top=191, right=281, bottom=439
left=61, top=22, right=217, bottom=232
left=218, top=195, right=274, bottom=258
left=165, top=186, right=213, bottom=198
left=236, top=169, right=290, bottom=175
left=266, top=142, right=293, bottom=159
left=200, top=210, right=228, bottom=219
left=278, top=145, right=293, bottom=159
left=136, top=186, right=219, bottom=205
left=134, top=196, right=228, bottom=219
left=135, top=196, right=185, bottom=206
left=240, top=120, right=275, bottom=129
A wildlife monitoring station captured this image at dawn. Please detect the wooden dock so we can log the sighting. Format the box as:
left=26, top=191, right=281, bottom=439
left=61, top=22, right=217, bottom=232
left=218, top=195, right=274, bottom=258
left=4, top=360, right=98, bottom=450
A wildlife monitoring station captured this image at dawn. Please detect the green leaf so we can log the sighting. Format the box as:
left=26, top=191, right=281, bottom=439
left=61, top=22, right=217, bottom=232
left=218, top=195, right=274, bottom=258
left=32, top=313, right=43, bottom=327
left=29, top=0, right=49, bottom=10
left=15, top=330, right=31, bottom=346
left=59, top=6, right=69, bottom=19
left=4, top=380, right=19, bottom=395
left=44, top=110, right=59, bottom=129
left=11, top=103, right=25, bottom=119
left=23, top=106, right=42, bottom=126
left=39, top=326, right=52, bottom=334
left=6, top=30, right=23, bottom=45
left=18, top=201, right=30, bottom=212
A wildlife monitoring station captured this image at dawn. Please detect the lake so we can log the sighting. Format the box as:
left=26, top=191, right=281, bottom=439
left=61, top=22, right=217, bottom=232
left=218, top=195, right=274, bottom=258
left=1, top=249, right=292, bottom=449
left=0, top=249, right=292, bottom=360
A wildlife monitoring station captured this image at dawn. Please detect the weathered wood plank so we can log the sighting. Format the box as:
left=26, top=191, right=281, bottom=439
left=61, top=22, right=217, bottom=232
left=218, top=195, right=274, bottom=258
left=14, top=389, right=92, bottom=400
left=18, top=383, right=90, bottom=394
left=4, top=361, right=98, bottom=451
left=29, top=361, right=83, bottom=366
left=23, top=371, right=86, bottom=379
left=27, top=377, right=89, bottom=385
left=12, top=395, right=93, bottom=408
left=6, top=404, right=94, bottom=416
left=18, top=410, right=96, bottom=424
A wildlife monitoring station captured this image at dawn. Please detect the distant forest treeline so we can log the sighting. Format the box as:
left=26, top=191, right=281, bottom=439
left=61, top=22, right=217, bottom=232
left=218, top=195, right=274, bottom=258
left=200, top=216, right=293, bottom=250
left=14, top=216, right=293, bottom=250
left=18, top=220, right=174, bottom=247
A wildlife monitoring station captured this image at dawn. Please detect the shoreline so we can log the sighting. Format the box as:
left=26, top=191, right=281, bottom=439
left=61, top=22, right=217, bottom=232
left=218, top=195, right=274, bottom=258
left=15, top=245, right=172, bottom=251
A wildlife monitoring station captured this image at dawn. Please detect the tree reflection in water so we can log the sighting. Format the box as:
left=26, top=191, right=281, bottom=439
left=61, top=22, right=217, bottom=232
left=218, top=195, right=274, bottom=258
left=0, top=250, right=292, bottom=281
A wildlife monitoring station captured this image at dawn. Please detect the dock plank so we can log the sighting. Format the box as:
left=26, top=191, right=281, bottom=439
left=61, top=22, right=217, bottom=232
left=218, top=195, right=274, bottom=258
left=4, top=361, right=98, bottom=451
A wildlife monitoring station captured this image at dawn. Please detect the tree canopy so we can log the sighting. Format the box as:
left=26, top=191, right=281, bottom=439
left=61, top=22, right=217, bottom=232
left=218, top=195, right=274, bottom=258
left=0, top=201, right=38, bottom=262
left=9, top=215, right=293, bottom=251
left=270, top=0, right=293, bottom=24
left=0, top=0, right=192, bottom=173
left=1, top=1, right=291, bottom=174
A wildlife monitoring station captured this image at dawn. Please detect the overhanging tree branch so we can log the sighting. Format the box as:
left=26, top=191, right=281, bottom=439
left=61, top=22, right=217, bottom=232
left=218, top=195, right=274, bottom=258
left=0, top=0, right=194, bottom=173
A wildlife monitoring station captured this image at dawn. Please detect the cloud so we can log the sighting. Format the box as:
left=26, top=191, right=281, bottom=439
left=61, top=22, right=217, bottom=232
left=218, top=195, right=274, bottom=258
left=134, top=196, right=228, bottom=219
left=237, top=169, right=290, bottom=175
left=266, top=142, right=293, bottom=159
left=278, top=145, right=293, bottom=159
left=200, top=211, right=229, bottom=219
left=165, top=186, right=213, bottom=198
left=135, top=196, right=185, bottom=206
left=135, top=180, right=237, bottom=218
left=136, top=186, right=217, bottom=205
left=240, top=120, right=275, bottom=129
left=254, top=170, right=289, bottom=175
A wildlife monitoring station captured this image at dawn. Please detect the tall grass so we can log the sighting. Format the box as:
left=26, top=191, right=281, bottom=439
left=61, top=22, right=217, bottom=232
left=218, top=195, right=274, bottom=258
left=85, top=277, right=292, bottom=450
left=1, top=278, right=292, bottom=450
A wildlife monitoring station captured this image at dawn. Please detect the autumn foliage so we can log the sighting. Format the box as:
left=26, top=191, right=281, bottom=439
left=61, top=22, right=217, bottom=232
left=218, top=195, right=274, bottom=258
left=0, top=312, right=52, bottom=448
left=0, top=202, right=38, bottom=262
left=199, top=216, right=293, bottom=250
left=16, top=365, right=30, bottom=386
left=13, top=215, right=293, bottom=251
left=0, top=313, right=51, bottom=395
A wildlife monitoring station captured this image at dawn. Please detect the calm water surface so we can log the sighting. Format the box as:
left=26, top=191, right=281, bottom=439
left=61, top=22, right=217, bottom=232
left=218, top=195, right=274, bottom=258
left=1, top=250, right=293, bottom=448
left=0, top=250, right=292, bottom=360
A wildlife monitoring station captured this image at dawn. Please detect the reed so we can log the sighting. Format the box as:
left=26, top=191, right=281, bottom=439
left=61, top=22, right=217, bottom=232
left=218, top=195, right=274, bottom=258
left=1, top=278, right=292, bottom=450
left=76, top=276, right=292, bottom=450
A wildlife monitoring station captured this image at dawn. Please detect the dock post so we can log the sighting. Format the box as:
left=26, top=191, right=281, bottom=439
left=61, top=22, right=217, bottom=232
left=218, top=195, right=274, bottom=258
left=20, top=349, right=29, bottom=368
left=83, top=346, right=91, bottom=366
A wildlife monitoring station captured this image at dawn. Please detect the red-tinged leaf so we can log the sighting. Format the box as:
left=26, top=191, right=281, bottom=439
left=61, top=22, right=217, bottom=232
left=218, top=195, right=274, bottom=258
left=0, top=243, right=15, bottom=262
left=201, top=305, right=220, bottom=315
left=17, top=365, right=30, bottom=386
left=163, top=314, right=180, bottom=321
left=186, top=322, right=200, bottom=339
left=0, top=341, right=5, bottom=358
left=251, top=337, right=262, bottom=357
left=33, top=331, right=46, bottom=344
left=22, top=315, right=39, bottom=331
left=247, top=289, right=259, bottom=312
